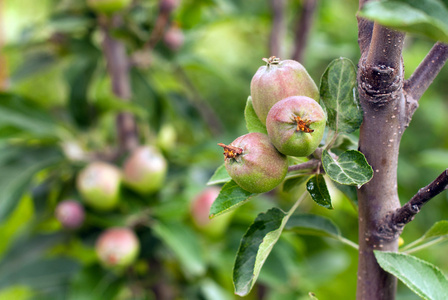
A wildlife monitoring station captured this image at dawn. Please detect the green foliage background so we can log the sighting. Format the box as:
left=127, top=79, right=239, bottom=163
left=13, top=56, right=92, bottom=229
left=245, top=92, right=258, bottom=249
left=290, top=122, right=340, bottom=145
left=1, top=0, right=447, bottom=299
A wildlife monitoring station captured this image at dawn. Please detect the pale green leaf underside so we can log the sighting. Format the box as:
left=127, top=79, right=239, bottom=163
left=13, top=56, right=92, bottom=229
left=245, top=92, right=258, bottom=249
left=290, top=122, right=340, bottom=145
left=207, top=164, right=231, bottom=185
left=209, top=180, right=255, bottom=218
left=374, top=251, right=448, bottom=300
left=322, top=150, right=373, bottom=186
left=422, top=220, right=448, bottom=239
left=320, top=57, right=362, bottom=134
left=359, top=0, right=448, bottom=43
left=244, top=96, right=268, bottom=134
left=233, top=208, right=286, bottom=296
left=401, top=220, right=448, bottom=252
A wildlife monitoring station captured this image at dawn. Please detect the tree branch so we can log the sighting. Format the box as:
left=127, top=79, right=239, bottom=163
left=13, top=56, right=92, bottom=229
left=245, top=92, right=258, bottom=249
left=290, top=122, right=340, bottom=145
left=269, top=0, right=286, bottom=57
left=288, top=159, right=320, bottom=172
left=100, top=15, right=139, bottom=154
left=391, top=169, right=448, bottom=227
left=291, top=0, right=317, bottom=63
left=404, top=42, right=448, bottom=124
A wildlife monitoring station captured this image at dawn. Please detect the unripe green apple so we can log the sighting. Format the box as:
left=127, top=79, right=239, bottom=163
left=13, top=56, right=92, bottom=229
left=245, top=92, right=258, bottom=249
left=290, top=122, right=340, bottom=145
left=77, top=161, right=121, bottom=211
left=123, top=146, right=167, bottom=194
left=55, top=200, right=85, bottom=229
left=95, top=227, right=140, bottom=268
left=250, top=56, right=319, bottom=125
left=87, top=0, right=131, bottom=14
left=219, top=132, right=288, bottom=193
left=266, top=96, right=326, bottom=157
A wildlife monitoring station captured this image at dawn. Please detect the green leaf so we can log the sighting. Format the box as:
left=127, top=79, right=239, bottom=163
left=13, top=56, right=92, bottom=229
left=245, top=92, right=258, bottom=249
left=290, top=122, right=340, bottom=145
left=422, top=220, right=448, bottom=239
left=374, top=251, right=448, bottom=300
left=69, top=265, right=122, bottom=300
left=0, top=257, right=80, bottom=291
left=209, top=180, right=256, bottom=218
left=233, top=208, right=287, bottom=296
left=244, top=96, right=268, bottom=134
left=0, top=93, right=67, bottom=140
left=48, top=14, right=93, bottom=34
left=10, top=52, right=56, bottom=83
left=207, top=164, right=231, bottom=185
left=306, top=175, right=333, bottom=209
left=333, top=182, right=358, bottom=210
left=320, top=57, right=362, bottom=134
left=66, top=50, right=99, bottom=128
left=282, top=175, right=310, bottom=193
left=401, top=220, right=448, bottom=252
left=285, top=213, right=340, bottom=238
left=359, top=0, right=448, bottom=43
left=0, top=233, right=68, bottom=280
left=199, top=278, right=233, bottom=300
left=322, top=150, right=373, bottom=186
left=0, top=146, right=63, bottom=223
left=152, top=221, right=206, bottom=277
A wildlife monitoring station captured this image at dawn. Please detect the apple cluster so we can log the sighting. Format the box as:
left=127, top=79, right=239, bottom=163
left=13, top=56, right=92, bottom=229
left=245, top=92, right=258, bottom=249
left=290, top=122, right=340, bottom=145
left=219, top=56, right=326, bottom=193
left=54, top=145, right=167, bottom=268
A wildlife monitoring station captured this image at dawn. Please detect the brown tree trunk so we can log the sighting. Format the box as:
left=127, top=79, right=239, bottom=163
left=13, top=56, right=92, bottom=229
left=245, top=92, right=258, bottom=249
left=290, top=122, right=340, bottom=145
left=356, top=2, right=406, bottom=298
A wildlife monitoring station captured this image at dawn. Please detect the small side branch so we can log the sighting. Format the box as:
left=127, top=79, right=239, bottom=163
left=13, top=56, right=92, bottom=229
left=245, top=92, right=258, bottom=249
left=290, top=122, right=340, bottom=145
left=145, top=0, right=175, bottom=50
left=392, top=169, right=448, bottom=227
left=292, top=0, right=317, bottom=63
left=404, top=42, right=448, bottom=108
left=288, top=159, right=320, bottom=172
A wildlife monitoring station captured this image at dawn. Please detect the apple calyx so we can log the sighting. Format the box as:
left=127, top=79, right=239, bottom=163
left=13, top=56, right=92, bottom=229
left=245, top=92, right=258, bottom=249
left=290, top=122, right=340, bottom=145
left=294, top=116, right=314, bottom=133
left=262, top=56, right=280, bottom=67
left=218, top=143, right=243, bottom=159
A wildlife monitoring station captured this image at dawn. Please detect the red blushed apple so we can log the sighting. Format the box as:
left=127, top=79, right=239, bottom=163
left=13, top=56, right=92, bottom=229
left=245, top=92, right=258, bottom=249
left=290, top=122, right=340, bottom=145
left=191, top=187, right=233, bottom=236
left=123, top=146, right=167, bottom=195
left=164, top=25, right=184, bottom=51
left=95, top=227, right=140, bottom=268
left=219, top=132, right=288, bottom=193
left=55, top=200, right=85, bottom=229
left=250, top=56, right=319, bottom=125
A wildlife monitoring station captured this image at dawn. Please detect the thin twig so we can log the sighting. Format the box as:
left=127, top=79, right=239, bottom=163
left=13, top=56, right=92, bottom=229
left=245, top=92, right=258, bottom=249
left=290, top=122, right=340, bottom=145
left=144, top=0, right=174, bottom=50
left=292, top=0, right=317, bottom=63
left=392, top=169, right=448, bottom=227
left=405, top=42, right=448, bottom=101
left=288, top=159, right=320, bottom=172
left=269, top=0, right=286, bottom=57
